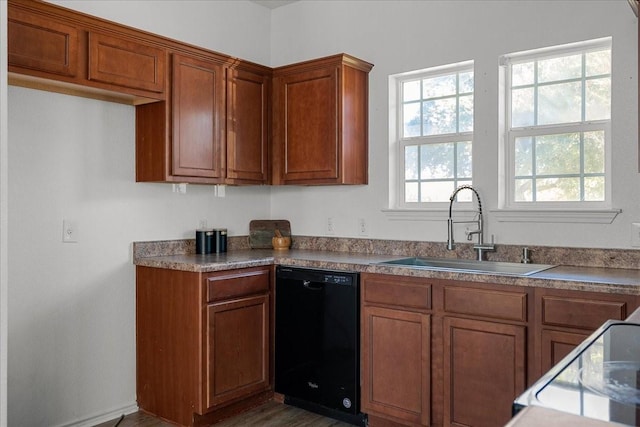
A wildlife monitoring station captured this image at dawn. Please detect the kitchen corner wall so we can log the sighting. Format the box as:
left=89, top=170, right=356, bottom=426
left=7, top=2, right=272, bottom=426
left=1, top=1, right=8, bottom=426
left=269, top=0, right=640, bottom=249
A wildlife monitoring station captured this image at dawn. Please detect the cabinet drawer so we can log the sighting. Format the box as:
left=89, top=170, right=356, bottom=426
left=363, top=275, right=431, bottom=310
left=206, top=267, right=270, bottom=302
left=542, top=296, right=626, bottom=330
left=444, top=286, right=527, bottom=322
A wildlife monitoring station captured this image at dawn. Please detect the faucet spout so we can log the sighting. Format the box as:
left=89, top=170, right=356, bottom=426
left=446, top=185, right=495, bottom=260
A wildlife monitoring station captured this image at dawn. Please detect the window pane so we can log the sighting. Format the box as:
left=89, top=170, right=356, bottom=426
left=586, top=50, right=611, bottom=77
left=506, top=40, right=610, bottom=206
left=459, top=71, right=474, bottom=93
left=536, top=133, right=580, bottom=175
left=584, top=176, right=605, bottom=201
left=538, top=54, right=582, bottom=83
left=405, top=145, right=419, bottom=179
left=459, top=95, right=473, bottom=132
left=514, top=137, right=532, bottom=176
left=423, top=98, right=457, bottom=135
left=512, top=87, right=534, bottom=127
left=403, top=80, right=421, bottom=102
left=420, top=181, right=454, bottom=202
left=538, top=82, right=581, bottom=125
left=397, top=64, right=474, bottom=205
left=421, top=143, right=453, bottom=179
left=584, top=131, right=605, bottom=174
left=536, top=177, right=580, bottom=201
left=403, top=102, right=421, bottom=137
left=457, top=141, right=472, bottom=178
left=586, top=78, right=611, bottom=121
left=514, top=179, right=533, bottom=202
left=405, top=182, right=419, bottom=202
left=423, top=74, right=456, bottom=98
left=512, top=62, right=534, bottom=86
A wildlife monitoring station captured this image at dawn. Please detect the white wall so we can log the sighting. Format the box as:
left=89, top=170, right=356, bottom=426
left=269, top=0, right=640, bottom=249
left=7, top=2, right=272, bottom=426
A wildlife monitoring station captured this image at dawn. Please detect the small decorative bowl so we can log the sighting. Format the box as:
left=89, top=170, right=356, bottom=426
left=272, top=236, right=291, bottom=250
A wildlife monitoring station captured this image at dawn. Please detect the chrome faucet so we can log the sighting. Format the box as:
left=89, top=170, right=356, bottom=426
left=447, top=185, right=495, bottom=261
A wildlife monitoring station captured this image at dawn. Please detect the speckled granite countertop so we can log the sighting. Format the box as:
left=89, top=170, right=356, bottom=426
left=133, top=246, right=640, bottom=295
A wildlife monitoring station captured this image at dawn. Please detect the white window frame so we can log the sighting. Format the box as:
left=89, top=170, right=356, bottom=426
left=499, top=37, right=613, bottom=212
left=389, top=61, right=474, bottom=211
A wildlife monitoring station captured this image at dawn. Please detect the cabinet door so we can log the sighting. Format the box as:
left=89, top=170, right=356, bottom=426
left=207, top=294, right=270, bottom=409
left=8, top=7, right=78, bottom=77
left=172, top=53, right=226, bottom=179
left=540, top=329, right=589, bottom=373
left=443, top=317, right=526, bottom=427
left=88, top=31, right=166, bottom=93
left=226, top=68, right=269, bottom=184
left=274, top=66, right=339, bottom=183
left=362, top=306, right=430, bottom=426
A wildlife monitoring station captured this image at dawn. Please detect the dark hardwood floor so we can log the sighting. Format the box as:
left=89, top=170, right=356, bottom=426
left=94, top=401, right=353, bottom=427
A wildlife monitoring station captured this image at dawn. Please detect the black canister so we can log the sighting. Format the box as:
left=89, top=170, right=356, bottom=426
left=195, top=229, right=213, bottom=254
left=213, top=228, right=227, bottom=253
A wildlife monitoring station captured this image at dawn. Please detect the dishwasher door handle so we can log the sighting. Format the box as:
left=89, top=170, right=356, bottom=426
left=303, top=280, right=323, bottom=291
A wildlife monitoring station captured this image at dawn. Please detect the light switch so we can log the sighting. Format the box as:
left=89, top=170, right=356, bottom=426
left=62, top=219, right=78, bottom=243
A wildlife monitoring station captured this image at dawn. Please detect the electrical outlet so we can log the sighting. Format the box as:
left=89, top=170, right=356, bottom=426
left=326, top=217, right=335, bottom=235
left=358, top=218, right=368, bottom=236
left=214, top=185, right=226, bottom=198
left=198, top=219, right=208, bottom=229
left=632, top=223, right=640, bottom=247
left=172, top=183, right=187, bottom=194
left=62, top=219, right=78, bottom=243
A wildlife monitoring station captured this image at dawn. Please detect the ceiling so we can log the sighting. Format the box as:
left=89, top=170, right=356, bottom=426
left=251, top=0, right=299, bottom=9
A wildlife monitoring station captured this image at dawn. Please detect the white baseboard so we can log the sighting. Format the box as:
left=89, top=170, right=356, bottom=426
left=52, top=402, right=139, bottom=427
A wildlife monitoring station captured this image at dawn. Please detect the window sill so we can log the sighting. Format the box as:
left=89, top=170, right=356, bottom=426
left=383, top=208, right=621, bottom=224
left=382, top=208, right=477, bottom=221
left=490, top=208, right=621, bottom=224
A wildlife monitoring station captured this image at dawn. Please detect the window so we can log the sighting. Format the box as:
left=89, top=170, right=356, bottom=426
left=502, top=38, right=611, bottom=208
left=392, top=61, right=474, bottom=207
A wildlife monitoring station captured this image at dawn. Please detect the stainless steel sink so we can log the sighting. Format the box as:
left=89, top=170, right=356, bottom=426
left=375, top=257, right=555, bottom=276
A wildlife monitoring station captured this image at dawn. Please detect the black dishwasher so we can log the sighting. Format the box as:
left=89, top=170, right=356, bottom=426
left=275, top=266, right=364, bottom=426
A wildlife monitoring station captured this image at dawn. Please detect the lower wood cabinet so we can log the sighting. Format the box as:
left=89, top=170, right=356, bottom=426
left=443, top=317, right=526, bottom=427
left=136, top=265, right=272, bottom=427
left=361, top=273, right=432, bottom=426
left=361, top=273, right=640, bottom=427
left=540, top=329, right=588, bottom=372
left=206, top=294, right=269, bottom=409
left=535, top=288, right=639, bottom=377
left=361, top=306, right=431, bottom=426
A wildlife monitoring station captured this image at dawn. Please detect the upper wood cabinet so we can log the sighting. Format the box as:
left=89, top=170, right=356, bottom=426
left=136, top=54, right=271, bottom=185
left=8, top=0, right=167, bottom=103
left=272, top=54, right=373, bottom=185
left=8, top=1, right=372, bottom=187
left=8, top=6, right=79, bottom=77
left=88, top=31, right=166, bottom=94
left=171, top=53, right=226, bottom=180
left=226, top=68, right=270, bottom=184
